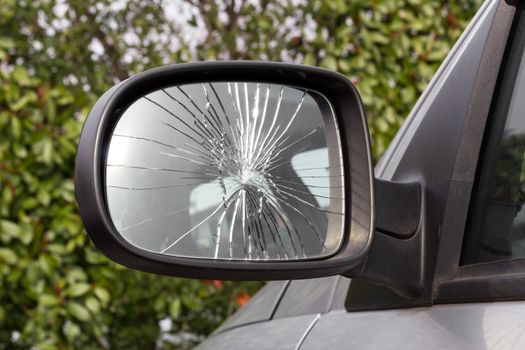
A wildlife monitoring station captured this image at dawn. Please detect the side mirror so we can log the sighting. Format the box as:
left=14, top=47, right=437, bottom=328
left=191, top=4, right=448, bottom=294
left=75, top=61, right=375, bottom=280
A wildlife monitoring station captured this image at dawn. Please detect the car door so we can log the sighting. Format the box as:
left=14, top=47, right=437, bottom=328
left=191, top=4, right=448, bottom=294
left=197, top=276, right=348, bottom=350
left=300, top=1, right=525, bottom=349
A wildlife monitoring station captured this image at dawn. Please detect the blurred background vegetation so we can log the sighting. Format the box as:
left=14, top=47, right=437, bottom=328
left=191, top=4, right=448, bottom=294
left=0, top=0, right=482, bottom=348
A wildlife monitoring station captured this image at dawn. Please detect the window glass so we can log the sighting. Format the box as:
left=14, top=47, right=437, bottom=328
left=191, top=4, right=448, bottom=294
left=462, top=15, right=525, bottom=264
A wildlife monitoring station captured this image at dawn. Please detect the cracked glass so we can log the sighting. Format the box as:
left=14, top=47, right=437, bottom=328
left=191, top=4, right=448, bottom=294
left=105, top=82, right=345, bottom=260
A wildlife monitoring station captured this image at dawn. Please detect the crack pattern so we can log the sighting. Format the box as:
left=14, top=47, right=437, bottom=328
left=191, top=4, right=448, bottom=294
left=106, top=82, right=345, bottom=260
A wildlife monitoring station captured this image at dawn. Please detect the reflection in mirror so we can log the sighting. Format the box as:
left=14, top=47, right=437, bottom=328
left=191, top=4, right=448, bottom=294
left=105, top=82, right=344, bottom=261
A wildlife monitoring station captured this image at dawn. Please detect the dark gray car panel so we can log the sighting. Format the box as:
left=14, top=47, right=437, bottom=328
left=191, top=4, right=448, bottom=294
left=300, top=301, right=525, bottom=349
left=214, top=281, right=289, bottom=334
left=273, top=276, right=339, bottom=319
left=196, top=314, right=319, bottom=350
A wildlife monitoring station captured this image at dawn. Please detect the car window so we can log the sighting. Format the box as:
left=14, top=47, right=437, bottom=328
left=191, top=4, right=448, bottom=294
left=462, top=13, right=525, bottom=265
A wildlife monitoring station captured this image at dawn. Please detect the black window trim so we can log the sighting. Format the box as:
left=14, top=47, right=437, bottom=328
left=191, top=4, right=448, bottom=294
left=460, top=1, right=525, bottom=266
left=436, top=259, right=525, bottom=303
left=433, top=0, right=524, bottom=304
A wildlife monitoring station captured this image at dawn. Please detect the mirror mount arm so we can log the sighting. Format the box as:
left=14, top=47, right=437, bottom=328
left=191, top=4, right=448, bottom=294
left=344, top=179, right=424, bottom=300
left=374, top=178, right=421, bottom=239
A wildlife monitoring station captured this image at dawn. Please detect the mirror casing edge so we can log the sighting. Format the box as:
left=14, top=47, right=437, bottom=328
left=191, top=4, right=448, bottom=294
left=75, top=61, right=375, bottom=280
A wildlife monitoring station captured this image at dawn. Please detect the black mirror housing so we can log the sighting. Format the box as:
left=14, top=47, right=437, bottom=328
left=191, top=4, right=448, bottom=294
left=75, top=61, right=375, bottom=280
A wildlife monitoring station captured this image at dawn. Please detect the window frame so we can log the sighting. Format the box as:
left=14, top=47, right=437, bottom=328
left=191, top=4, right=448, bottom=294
left=460, top=11, right=525, bottom=266
left=434, top=1, right=525, bottom=304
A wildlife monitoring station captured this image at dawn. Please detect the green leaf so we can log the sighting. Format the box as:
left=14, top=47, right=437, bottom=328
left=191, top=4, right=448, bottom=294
left=94, top=287, right=110, bottom=306
left=303, top=53, right=316, bottom=66
left=10, top=116, right=21, bottom=138
left=1, top=220, right=22, bottom=238
left=85, top=297, right=100, bottom=314
left=64, top=320, right=81, bottom=340
left=38, top=255, right=54, bottom=276
left=170, top=298, right=181, bottom=319
left=368, top=32, right=390, bottom=45
left=11, top=93, right=36, bottom=111
left=320, top=56, right=338, bottom=71
left=0, top=248, right=17, bottom=265
left=338, top=59, right=351, bottom=72
left=66, top=268, right=88, bottom=283
left=45, top=100, right=56, bottom=122
left=37, top=188, right=51, bottom=206
left=0, top=37, right=15, bottom=49
left=18, top=226, right=33, bottom=245
left=39, top=294, right=60, bottom=307
left=12, top=66, right=30, bottom=84
left=66, top=283, right=91, bottom=297
left=67, top=302, right=90, bottom=322
left=41, top=139, right=53, bottom=165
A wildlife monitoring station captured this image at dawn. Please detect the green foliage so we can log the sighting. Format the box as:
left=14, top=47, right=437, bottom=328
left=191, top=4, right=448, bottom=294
left=186, top=0, right=483, bottom=159
left=0, top=64, right=261, bottom=349
left=0, top=0, right=482, bottom=349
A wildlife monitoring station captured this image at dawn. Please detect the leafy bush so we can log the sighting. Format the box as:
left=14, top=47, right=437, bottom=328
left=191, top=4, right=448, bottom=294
left=0, top=0, right=481, bottom=348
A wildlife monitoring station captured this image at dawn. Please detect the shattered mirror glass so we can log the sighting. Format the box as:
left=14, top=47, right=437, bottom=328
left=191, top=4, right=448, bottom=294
left=105, top=82, right=345, bottom=261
